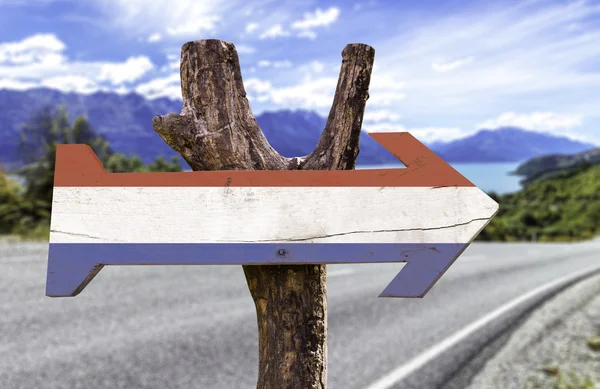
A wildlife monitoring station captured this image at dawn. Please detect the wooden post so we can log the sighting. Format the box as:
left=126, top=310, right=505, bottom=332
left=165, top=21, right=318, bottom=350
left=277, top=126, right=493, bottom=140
left=152, top=39, right=374, bottom=389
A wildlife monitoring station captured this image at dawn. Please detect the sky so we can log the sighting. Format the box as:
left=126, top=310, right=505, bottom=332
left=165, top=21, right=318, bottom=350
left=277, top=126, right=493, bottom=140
left=0, top=0, right=599, bottom=144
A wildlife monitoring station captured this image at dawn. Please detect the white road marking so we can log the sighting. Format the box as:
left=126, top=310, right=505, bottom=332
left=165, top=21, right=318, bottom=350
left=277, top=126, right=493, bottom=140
left=363, top=262, right=600, bottom=389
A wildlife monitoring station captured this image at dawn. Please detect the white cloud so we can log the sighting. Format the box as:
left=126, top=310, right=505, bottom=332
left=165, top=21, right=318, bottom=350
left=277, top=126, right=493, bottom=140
left=296, top=30, right=317, bottom=40
left=566, top=22, right=581, bottom=31
left=274, top=61, right=292, bottom=68
left=3, top=0, right=600, bottom=144
left=431, top=56, right=474, bottom=72
left=251, top=59, right=406, bottom=111
left=160, top=53, right=180, bottom=72
left=259, top=24, right=291, bottom=39
left=367, top=71, right=408, bottom=107
left=113, top=86, right=131, bottom=95
left=258, top=60, right=292, bottom=68
left=245, top=78, right=273, bottom=94
left=0, top=33, right=66, bottom=65
left=0, top=34, right=155, bottom=94
left=147, top=33, right=161, bottom=42
left=85, top=0, right=277, bottom=39
left=135, top=73, right=181, bottom=100
left=235, top=44, right=256, bottom=54
left=297, top=60, right=325, bottom=74
left=363, top=109, right=401, bottom=123
left=245, top=22, right=259, bottom=33
left=160, top=56, right=179, bottom=72
left=41, top=75, right=99, bottom=94
left=291, top=7, right=340, bottom=30
left=98, top=56, right=154, bottom=85
left=166, top=17, right=219, bottom=36
left=477, top=112, right=583, bottom=132
left=362, top=123, right=407, bottom=133
left=372, top=0, right=600, bottom=118
left=406, top=127, right=467, bottom=143
left=368, top=91, right=407, bottom=106
left=0, top=78, right=39, bottom=90
left=91, top=0, right=233, bottom=36
left=362, top=123, right=467, bottom=143
left=269, top=77, right=338, bottom=108
left=245, top=75, right=338, bottom=109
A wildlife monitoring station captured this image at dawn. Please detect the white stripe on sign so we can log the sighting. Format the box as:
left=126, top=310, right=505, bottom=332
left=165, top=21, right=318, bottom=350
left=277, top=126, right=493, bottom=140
left=50, top=186, right=496, bottom=244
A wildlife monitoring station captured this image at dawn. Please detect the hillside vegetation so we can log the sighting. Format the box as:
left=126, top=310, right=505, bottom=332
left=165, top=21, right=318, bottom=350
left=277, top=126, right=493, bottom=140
left=477, top=162, right=600, bottom=242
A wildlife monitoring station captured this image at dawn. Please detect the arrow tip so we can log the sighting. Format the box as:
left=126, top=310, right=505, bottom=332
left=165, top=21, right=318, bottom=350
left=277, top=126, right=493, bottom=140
left=377, top=244, right=466, bottom=298
left=46, top=251, right=104, bottom=297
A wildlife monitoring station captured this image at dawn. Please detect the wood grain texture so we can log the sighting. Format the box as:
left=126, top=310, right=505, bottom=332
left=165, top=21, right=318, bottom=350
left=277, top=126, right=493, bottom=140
left=45, top=39, right=496, bottom=389
left=49, top=186, right=497, bottom=244
left=151, top=39, right=377, bottom=389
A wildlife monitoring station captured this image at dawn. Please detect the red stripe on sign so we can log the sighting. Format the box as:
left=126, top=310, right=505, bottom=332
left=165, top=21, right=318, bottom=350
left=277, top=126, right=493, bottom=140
left=53, top=132, right=475, bottom=187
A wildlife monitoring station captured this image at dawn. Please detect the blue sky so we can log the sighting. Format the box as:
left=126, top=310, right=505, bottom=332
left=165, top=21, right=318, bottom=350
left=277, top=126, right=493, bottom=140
left=0, top=0, right=599, bottom=144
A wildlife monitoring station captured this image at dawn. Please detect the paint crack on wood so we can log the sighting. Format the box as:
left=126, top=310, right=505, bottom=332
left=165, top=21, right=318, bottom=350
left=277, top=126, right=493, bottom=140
left=49, top=230, right=120, bottom=242
left=237, top=217, right=492, bottom=242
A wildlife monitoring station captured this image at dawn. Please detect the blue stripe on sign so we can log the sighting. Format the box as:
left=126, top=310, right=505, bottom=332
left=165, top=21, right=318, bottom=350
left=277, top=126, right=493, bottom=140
left=46, top=243, right=467, bottom=298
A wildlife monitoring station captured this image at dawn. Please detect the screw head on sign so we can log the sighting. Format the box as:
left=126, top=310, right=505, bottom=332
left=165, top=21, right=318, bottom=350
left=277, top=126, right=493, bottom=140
left=278, top=249, right=286, bottom=256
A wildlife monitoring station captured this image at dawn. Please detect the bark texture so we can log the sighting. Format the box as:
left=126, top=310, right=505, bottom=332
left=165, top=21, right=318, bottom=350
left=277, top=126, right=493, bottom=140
left=152, top=39, right=374, bottom=389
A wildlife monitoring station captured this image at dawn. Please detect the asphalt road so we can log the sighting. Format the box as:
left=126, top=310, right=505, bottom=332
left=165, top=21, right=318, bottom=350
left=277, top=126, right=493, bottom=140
left=1, top=240, right=599, bottom=389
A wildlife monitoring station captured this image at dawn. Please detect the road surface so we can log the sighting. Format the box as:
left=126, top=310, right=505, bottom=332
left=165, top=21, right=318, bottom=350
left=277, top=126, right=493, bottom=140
left=1, top=240, right=599, bottom=389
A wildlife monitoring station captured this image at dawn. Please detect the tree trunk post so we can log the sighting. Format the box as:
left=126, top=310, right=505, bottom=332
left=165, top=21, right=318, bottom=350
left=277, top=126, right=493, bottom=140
left=152, top=39, right=375, bottom=389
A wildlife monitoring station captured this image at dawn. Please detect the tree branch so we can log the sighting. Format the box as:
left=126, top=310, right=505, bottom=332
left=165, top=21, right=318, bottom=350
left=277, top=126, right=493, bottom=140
left=151, top=39, right=375, bottom=389
left=152, top=39, right=290, bottom=171
left=301, top=44, right=375, bottom=170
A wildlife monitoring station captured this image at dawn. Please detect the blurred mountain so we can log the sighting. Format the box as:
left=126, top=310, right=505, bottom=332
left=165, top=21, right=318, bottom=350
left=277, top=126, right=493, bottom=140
left=0, top=88, right=397, bottom=168
left=511, top=146, right=600, bottom=186
left=253, top=109, right=398, bottom=165
left=428, top=127, right=595, bottom=163
left=0, top=88, right=595, bottom=168
left=0, top=88, right=181, bottom=169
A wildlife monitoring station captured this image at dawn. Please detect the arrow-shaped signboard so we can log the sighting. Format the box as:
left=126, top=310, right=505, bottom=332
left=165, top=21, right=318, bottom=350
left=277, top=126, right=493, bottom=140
left=46, top=132, right=498, bottom=298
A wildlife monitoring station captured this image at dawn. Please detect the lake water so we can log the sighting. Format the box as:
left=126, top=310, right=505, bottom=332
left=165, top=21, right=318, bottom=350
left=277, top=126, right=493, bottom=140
left=6, top=162, right=523, bottom=195
left=356, top=162, right=524, bottom=194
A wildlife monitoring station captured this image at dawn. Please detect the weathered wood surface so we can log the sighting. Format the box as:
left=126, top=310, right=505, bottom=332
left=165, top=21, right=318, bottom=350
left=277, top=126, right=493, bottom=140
left=153, top=39, right=375, bottom=389
left=45, top=38, right=500, bottom=387
left=47, top=137, right=498, bottom=297
left=50, top=186, right=494, bottom=244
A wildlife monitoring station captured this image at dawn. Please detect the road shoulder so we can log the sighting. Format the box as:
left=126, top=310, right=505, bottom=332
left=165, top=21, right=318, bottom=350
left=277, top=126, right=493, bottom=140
left=463, top=272, right=600, bottom=389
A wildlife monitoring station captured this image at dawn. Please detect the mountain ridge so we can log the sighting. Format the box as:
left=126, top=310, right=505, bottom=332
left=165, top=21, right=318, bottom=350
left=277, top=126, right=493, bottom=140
left=0, top=88, right=595, bottom=168
left=511, top=146, right=600, bottom=186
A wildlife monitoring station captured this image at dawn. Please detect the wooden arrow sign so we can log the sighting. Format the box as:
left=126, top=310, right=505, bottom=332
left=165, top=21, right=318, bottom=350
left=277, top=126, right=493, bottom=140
left=46, top=132, right=498, bottom=298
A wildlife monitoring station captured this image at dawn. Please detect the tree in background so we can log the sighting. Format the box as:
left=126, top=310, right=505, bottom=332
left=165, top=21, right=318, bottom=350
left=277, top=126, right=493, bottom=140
left=0, top=105, right=182, bottom=238
left=105, top=153, right=182, bottom=173
left=17, top=105, right=114, bottom=212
